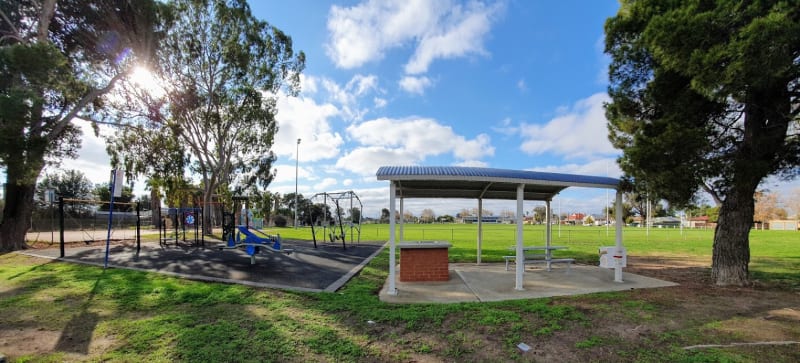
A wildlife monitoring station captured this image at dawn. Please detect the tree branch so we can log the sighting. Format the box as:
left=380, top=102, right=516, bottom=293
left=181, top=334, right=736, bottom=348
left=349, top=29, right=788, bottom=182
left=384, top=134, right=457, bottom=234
left=37, top=0, right=56, bottom=42
left=49, top=70, right=128, bottom=142
left=701, top=183, right=723, bottom=206
left=0, top=7, right=21, bottom=41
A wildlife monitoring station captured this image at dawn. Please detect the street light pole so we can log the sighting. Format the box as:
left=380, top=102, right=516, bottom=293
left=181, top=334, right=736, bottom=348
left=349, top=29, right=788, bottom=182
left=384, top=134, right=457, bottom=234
left=295, top=138, right=301, bottom=229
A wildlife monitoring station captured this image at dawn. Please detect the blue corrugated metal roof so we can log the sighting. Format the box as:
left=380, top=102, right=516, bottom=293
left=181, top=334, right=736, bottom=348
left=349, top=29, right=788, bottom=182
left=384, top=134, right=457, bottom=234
left=376, top=166, right=619, bottom=187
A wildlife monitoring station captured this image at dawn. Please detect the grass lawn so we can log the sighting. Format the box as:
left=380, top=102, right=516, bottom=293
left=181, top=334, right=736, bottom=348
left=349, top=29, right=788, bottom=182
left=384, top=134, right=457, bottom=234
left=2, top=224, right=799, bottom=362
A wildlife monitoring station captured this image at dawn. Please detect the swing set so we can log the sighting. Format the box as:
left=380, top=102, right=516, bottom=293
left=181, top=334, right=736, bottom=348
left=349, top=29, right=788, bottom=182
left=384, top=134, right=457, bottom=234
left=55, top=197, right=142, bottom=258
left=308, top=191, right=362, bottom=249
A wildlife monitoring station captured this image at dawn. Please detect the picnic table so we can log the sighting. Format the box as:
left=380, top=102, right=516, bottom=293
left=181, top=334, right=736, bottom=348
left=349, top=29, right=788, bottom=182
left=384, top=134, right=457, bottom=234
left=504, top=245, right=574, bottom=271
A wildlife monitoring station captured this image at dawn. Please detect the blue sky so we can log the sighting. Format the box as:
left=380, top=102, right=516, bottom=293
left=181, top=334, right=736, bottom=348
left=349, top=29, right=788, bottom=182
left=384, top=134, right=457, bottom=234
left=54, top=0, right=798, bottom=218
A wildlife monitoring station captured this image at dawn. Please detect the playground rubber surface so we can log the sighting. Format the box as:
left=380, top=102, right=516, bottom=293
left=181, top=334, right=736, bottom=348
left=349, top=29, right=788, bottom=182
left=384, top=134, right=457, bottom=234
left=21, top=239, right=385, bottom=293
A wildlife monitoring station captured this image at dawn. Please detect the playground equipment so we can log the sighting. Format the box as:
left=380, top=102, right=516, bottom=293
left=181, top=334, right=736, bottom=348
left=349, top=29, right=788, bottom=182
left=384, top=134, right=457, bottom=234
left=56, top=197, right=142, bottom=258
left=159, top=207, right=205, bottom=247
left=308, top=191, right=362, bottom=249
left=216, top=195, right=293, bottom=264
left=218, top=225, right=293, bottom=265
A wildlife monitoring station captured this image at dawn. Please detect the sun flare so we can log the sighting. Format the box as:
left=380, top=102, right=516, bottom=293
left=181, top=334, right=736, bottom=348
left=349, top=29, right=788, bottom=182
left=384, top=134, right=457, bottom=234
left=129, top=66, right=166, bottom=97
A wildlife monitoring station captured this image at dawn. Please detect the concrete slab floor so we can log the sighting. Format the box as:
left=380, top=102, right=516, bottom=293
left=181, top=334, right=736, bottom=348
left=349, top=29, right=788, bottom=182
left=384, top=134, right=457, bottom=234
left=379, top=263, right=678, bottom=304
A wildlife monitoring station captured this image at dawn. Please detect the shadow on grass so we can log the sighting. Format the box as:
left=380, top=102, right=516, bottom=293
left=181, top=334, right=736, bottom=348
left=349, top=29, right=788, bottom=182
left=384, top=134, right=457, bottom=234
left=2, top=255, right=303, bottom=361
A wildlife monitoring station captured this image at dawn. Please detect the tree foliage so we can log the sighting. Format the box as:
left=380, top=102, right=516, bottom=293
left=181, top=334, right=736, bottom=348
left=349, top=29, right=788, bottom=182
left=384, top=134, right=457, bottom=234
left=753, top=191, right=787, bottom=222
left=419, top=208, right=435, bottom=223
left=605, top=0, right=800, bottom=285
left=107, top=0, right=304, bottom=234
left=37, top=170, right=94, bottom=200
left=532, top=206, right=547, bottom=224
left=0, top=0, right=159, bottom=251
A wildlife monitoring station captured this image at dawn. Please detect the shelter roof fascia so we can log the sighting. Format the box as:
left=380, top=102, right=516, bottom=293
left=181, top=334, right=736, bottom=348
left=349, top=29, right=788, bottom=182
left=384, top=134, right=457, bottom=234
left=376, top=166, right=620, bottom=201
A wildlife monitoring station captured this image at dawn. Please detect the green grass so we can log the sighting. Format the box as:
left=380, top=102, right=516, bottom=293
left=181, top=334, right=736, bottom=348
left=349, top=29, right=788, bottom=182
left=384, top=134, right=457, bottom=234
left=279, top=223, right=797, bottom=268
left=3, top=224, right=799, bottom=362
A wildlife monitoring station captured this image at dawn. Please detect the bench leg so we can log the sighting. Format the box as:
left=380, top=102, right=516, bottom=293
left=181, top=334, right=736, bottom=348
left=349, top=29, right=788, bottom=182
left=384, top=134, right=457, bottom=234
left=505, top=259, right=510, bottom=271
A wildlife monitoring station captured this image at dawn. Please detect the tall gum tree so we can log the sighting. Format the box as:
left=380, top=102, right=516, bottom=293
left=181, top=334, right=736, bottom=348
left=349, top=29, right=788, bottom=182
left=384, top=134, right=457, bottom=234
left=605, top=0, right=799, bottom=285
left=0, top=0, right=159, bottom=252
left=109, top=0, right=305, bottom=234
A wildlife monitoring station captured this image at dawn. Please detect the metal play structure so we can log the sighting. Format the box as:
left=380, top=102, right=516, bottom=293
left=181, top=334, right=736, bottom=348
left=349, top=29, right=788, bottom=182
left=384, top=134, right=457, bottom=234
left=217, top=196, right=293, bottom=264
left=159, top=207, right=205, bottom=247
left=308, top=191, right=362, bottom=249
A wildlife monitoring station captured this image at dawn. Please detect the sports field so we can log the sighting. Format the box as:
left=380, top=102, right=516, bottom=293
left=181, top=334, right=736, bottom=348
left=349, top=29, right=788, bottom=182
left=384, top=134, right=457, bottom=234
left=278, top=223, right=798, bottom=273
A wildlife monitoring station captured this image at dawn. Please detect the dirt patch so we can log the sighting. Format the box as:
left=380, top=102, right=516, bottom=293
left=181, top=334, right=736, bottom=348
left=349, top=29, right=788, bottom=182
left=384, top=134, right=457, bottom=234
left=0, top=327, right=61, bottom=357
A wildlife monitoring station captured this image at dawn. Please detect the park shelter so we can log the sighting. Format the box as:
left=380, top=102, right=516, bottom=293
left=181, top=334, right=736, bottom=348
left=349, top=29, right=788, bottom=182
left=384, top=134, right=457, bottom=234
left=376, top=166, right=623, bottom=295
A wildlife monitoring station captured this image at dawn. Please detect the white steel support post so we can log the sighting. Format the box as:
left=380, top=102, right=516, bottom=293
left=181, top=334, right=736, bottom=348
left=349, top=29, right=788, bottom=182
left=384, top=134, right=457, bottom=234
left=477, top=198, right=483, bottom=264
left=515, top=184, right=525, bottom=291
left=614, top=190, right=624, bottom=283
left=399, top=197, right=404, bottom=241
left=388, top=182, right=398, bottom=295
left=545, top=199, right=552, bottom=270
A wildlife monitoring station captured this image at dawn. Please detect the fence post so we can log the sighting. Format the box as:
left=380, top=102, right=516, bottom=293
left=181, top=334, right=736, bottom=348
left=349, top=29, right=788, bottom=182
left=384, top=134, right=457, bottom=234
left=59, top=196, right=64, bottom=258
left=136, top=202, right=141, bottom=255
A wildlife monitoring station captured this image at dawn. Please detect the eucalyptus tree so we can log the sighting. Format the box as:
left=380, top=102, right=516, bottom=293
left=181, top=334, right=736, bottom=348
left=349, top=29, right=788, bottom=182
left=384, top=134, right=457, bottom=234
left=0, top=0, right=160, bottom=251
left=111, top=0, right=305, bottom=234
left=605, top=0, right=799, bottom=285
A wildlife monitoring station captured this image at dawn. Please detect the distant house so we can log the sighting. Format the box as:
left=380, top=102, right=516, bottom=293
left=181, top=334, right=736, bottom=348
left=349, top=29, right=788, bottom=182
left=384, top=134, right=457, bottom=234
left=686, top=216, right=710, bottom=228
left=461, top=216, right=500, bottom=224
left=768, top=220, right=799, bottom=231
left=652, top=216, right=681, bottom=228
left=564, top=213, right=585, bottom=225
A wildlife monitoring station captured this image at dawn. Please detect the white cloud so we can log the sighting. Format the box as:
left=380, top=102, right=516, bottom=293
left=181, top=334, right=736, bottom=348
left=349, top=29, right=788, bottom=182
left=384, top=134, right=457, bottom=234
left=404, top=1, right=501, bottom=74
left=519, top=93, right=616, bottom=159
left=530, top=158, right=622, bottom=179
left=338, top=117, right=495, bottom=175
left=336, top=146, right=419, bottom=176
left=51, top=121, right=154, bottom=197
left=349, top=74, right=378, bottom=96
left=274, top=94, right=342, bottom=163
left=314, top=177, right=339, bottom=190
left=317, top=73, right=381, bottom=122
left=343, top=179, right=353, bottom=186
left=373, top=97, right=387, bottom=108
left=272, top=164, right=314, bottom=184
left=300, top=74, right=319, bottom=95
left=326, top=0, right=502, bottom=74
left=398, top=76, right=433, bottom=95
left=491, top=117, right=518, bottom=136
left=50, top=121, right=119, bottom=187
left=453, top=160, right=489, bottom=167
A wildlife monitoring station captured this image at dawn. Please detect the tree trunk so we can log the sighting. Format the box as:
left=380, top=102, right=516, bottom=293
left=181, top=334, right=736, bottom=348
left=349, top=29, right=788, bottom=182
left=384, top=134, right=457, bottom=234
left=711, top=85, right=789, bottom=286
left=0, top=182, right=37, bottom=252
left=150, top=187, right=161, bottom=229
left=711, top=185, right=754, bottom=286
left=203, top=187, right=215, bottom=235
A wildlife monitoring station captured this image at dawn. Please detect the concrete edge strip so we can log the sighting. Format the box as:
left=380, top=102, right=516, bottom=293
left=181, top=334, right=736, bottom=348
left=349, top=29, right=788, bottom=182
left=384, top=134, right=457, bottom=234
left=16, top=251, right=324, bottom=293
left=453, top=268, right=483, bottom=302
left=324, top=242, right=387, bottom=293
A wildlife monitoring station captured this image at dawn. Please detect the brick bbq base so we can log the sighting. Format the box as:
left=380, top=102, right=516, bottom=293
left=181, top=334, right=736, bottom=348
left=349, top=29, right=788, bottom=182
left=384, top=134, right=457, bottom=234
left=398, top=242, right=451, bottom=282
